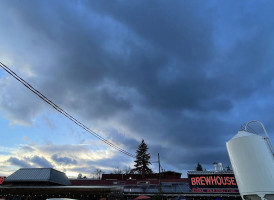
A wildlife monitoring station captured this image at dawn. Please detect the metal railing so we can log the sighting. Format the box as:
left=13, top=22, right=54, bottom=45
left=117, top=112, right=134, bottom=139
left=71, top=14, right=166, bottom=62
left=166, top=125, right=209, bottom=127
left=244, top=120, right=274, bottom=156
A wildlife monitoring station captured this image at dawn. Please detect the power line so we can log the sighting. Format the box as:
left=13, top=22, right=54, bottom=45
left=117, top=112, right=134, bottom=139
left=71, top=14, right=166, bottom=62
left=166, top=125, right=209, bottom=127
left=0, top=62, right=136, bottom=158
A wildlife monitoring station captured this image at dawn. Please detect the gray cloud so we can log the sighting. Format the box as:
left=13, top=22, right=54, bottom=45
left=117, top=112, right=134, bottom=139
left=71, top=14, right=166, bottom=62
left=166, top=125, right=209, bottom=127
left=7, top=157, right=32, bottom=168
left=52, top=154, right=77, bottom=165
left=1, top=0, right=274, bottom=175
left=29, top=156, right=53, bottom=168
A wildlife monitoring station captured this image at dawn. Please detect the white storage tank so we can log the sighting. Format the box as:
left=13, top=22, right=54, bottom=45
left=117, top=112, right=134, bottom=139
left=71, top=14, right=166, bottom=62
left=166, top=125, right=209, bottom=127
left=226, top=121, right=274, bottom=200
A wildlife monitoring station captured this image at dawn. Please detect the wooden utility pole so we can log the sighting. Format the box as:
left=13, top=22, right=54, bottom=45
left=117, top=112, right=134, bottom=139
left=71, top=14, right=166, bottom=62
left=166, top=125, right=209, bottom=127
left=158, top=153, right=161, bottom=178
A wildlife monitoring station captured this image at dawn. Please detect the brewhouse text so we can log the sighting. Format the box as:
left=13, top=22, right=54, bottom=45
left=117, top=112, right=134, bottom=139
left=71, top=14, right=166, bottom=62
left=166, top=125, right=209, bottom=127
left=191, top=176, right=236, bottom=186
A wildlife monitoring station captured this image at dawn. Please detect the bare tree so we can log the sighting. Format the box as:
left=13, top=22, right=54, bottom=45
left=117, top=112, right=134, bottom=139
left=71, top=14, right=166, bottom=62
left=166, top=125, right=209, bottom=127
left=123, top=166, right=132, bottom=174
left=94, top=168, right=103, bottom=180
left=112, top=167, right=122, bottom=174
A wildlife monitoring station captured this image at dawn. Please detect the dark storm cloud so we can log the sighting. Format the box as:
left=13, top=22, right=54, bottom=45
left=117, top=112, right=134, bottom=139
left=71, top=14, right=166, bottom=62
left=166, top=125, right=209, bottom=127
left=88, top=1, right=213, bottom=63
left=82, top=1, right=237, bottom=114
left=1, top=0, right=274, bottom=174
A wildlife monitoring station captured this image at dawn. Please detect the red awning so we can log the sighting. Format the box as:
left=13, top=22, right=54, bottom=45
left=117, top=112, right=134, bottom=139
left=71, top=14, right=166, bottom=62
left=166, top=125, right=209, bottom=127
left=134, top=195, right=151, bottom=200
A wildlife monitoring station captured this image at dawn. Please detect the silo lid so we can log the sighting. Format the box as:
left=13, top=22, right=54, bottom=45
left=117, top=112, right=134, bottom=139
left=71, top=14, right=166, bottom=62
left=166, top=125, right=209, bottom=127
left=231, top=130, right=256, bottom=139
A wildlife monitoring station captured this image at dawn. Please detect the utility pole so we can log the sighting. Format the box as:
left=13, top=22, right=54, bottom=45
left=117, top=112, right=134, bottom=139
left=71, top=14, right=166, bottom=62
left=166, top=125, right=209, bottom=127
left=158, top=153, right=161, bottom=178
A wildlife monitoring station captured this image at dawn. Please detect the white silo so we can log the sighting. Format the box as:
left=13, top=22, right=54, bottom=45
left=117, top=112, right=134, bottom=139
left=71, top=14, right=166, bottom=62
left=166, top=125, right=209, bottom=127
left=226, top=121, right=274, bottom=200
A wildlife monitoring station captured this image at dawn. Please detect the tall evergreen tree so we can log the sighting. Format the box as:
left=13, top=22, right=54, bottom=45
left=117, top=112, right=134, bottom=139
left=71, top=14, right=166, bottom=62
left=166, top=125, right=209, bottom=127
left=132, top=139, right=153, bottom=174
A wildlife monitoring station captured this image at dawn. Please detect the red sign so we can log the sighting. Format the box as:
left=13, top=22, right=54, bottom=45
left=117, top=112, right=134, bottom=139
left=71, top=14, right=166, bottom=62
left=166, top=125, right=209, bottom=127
left=190, top=175, right=237, bottom=186
left=0, top=177, right=4, bottom=185
left=188, top=173, right=239, bottom=194
left=188, top=173, right=238, bottom=189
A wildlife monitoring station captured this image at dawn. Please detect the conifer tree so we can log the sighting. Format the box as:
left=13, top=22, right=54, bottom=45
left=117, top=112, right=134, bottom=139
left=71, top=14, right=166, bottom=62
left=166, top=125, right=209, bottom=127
left=132, top=139, right=153, bottom=174
left=196, top=162, right=203, bottom=171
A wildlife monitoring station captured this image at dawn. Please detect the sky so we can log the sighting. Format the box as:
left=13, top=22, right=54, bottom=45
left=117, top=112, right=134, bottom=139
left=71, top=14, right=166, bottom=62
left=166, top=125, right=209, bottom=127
left=1, top=0, right=274, bottom=178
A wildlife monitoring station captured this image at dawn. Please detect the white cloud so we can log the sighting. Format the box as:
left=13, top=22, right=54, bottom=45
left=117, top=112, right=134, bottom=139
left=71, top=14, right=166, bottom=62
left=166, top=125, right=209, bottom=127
left=0, top=140, right=133, bottom=178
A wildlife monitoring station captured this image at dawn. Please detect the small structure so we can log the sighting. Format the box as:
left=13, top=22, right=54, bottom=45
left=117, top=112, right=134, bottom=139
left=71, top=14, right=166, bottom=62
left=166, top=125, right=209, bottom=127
left=0, top=168, right=121, bottom=200
left=3, top=168, right=71, bottom=186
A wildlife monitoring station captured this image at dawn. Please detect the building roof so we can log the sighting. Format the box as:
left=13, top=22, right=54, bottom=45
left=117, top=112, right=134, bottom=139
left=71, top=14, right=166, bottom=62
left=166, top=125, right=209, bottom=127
left=4, top=168, right=71, bottom=186
left=101, top=171, right=181, bottom=181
